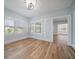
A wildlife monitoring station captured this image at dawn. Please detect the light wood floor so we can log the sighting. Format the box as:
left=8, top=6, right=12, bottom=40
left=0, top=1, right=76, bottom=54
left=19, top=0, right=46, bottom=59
left=4, top=38, right=75, bottom=59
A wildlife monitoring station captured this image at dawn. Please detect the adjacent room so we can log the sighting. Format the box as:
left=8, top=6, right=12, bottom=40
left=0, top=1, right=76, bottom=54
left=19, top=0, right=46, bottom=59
left=4, top=0, right=75, bottom=59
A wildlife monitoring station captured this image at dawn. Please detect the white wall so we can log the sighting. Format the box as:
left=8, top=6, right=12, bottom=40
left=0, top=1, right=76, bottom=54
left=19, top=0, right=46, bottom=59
left=28, top=7, right=71, bottom=42
left=4, top=8, right=29, bottom=44
left=29, top=17, right=53, bottom=42
left=70, top=3, right=75, bottom=48
left=28, top=6, right=75, bottom=49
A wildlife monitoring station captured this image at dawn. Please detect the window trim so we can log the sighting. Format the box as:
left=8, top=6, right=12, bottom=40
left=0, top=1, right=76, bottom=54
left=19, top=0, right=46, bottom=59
left=31, top=22, right=41, bottom=33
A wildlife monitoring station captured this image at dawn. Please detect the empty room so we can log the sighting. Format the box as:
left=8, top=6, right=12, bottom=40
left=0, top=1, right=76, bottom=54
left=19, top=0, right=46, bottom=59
left=4, top=0, right=75, bottom=59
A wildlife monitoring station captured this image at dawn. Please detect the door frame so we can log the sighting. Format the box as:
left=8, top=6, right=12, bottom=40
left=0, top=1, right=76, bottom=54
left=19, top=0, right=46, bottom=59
left=52, top=15, right=72, bottom=45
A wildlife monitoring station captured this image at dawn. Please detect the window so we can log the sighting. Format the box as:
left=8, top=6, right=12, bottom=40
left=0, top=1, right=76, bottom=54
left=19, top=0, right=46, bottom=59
left=35, top=23, right=41, bottom=33
left=5, top=19, right=14, bottom=34
left=15, top=27, right=23, bottom=33
left=5, top=17, right=24, bottom=34
left=31, top=23, right=35, bottom=32
left=31, top=22, right=41, bottom=33
left=5, top=19, right=14, bottom=26
left=58, top=24, right=68, bottom=34
left=5, top=27, right=14, bottom=34
left=14, top=19, right=25, bottom=33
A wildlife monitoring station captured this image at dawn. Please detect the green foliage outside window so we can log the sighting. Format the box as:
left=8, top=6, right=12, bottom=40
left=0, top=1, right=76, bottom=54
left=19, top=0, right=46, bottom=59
left=15, top=28, right=23, bottom=33
left=5, top=27, right=14, bottom=34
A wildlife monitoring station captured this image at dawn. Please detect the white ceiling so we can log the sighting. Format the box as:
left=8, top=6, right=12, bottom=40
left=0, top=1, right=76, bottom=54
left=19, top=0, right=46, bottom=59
left=4, top=0, right=74, bottom=18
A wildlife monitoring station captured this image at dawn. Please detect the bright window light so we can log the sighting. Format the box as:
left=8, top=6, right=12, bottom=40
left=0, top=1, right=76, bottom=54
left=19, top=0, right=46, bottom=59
left=35, top=23, right=41, bottom=33
left=15, top=28, right=23, bottom=33
left=5, top=19, right=14, bottom=26
left=58, top=24, right=68, bottom=34
left=31, top=23, right=41, bottom=33
left=31, top=23, right=35, bottom=32
left=5, top=19, right=14, bottom=34
left=5, top=27, right=14, bottom=34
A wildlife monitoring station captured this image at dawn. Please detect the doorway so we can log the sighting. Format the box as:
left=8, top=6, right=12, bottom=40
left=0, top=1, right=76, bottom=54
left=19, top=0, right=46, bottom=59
left=53, top=16, right=69, bottom=45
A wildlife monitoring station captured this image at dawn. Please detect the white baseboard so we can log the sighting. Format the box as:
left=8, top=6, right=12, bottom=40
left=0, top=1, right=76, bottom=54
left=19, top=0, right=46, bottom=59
left=29, top=36, right=53, bottom=42
left=4, top=36, right=28, bottom=44
left=68, top=43, right=75, bottom=49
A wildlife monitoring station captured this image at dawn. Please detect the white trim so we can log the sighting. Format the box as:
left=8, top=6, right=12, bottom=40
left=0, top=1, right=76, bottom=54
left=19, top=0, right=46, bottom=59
left=52, top=15, right=72, bottom=45
left=67, top=15, right=72, bottom=45
left=51, top=18, right=53, bottom=42
left=4, top=36, right=28, bottom=44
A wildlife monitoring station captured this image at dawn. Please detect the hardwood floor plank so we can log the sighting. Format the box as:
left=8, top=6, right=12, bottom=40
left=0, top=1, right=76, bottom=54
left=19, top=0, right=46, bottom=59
left=4, top=38, right=75, bottom=59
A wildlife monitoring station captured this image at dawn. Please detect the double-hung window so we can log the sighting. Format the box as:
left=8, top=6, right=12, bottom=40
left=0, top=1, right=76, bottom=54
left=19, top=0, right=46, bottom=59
left=31, top=23, right=35, bottom=32
left=31, top=22, right=41, bottom=33
left=58, top=24, right=68, bottom=34
left=14, top=20, right=24, bottom=33
left=15, top=27, right=23, bottom=33
left=5, top=19, right=14, bottom=34
left=5, top=17, right=24, bottom=34
left=35, top=23, right=41, bottom=33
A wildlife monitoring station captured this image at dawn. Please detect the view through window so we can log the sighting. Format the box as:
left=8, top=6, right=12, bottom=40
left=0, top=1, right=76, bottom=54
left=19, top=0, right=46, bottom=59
left=5, top=16, right=24, bottom=34
left=58, top=24, right=68, bottom=34
left=31, top=22, right=41, bottom=33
